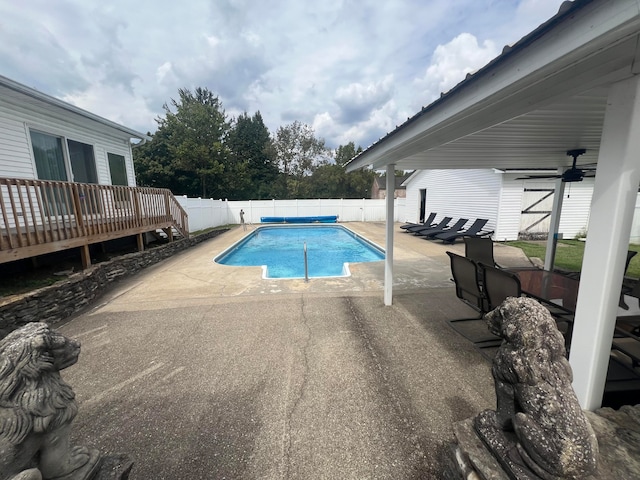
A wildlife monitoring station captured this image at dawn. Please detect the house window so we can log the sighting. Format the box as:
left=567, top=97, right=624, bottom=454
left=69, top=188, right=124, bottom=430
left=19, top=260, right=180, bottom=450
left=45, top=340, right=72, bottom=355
left=30, top=130, right=68, bottom=181
left=30, top=131, right=99, bottom=184
left=67, top=139, right=98, bottom=184
left=108, top=153, right=128, bottom=186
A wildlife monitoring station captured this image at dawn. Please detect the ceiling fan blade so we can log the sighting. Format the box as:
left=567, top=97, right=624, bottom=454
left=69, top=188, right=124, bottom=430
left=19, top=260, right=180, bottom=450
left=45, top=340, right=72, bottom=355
left=516, top=175, right=561, bottom=180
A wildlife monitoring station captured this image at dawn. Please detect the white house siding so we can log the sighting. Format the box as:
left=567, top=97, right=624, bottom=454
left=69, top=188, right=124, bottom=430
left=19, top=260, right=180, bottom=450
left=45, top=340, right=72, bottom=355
left=0, top=96, right=136, bottom=186
left=631, top=194, right=640, bottom=244
left=500, top=174, right=593, bottom=240
left=557, top=178, right=594, bottom=239
left=401, top=170, right=426, bottom=224
left=404, top=170, right=595, bottom=242
left=0, top=111, right=34, bottom=179
left=403, top=169, right=502, bottom=235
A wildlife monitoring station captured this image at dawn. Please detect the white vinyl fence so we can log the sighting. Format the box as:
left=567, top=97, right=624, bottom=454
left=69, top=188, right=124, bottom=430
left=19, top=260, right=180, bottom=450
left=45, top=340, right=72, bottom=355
left=176, top=196, right=407, bottom=233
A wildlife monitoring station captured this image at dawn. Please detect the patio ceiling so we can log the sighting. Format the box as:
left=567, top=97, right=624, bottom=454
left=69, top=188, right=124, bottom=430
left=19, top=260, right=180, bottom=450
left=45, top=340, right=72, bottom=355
left=346, top=0, right=640, bottom=173
left=378, top=88, right=608, bottom=170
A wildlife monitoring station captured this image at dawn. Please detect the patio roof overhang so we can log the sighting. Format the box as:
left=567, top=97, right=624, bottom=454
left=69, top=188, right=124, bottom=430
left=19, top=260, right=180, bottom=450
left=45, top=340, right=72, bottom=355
left=347, top=0, right=640, bottom=411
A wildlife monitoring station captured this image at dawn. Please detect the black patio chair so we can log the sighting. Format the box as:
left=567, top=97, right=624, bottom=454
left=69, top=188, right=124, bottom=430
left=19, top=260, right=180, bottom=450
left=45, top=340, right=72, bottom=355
left=400, top=212, right=437, bottom=231
left=448, top=252, right=487, bottom=313
left=605, top=328, right=640, bottom=408
left=409, top=217, right=452, bottom=235
left=464, top=237, right=503, bottom=269
left=435, top=218, right=493, bottom=244
left=612, top=326, right=640, bottom=369
left=419, top=218, right=468, bottom=239
left=619, top=250, right=638, bottom=309
left=479, top=263, right=522, bottom=311
left=446, top=252, right=501, bottom=348
left=480, top=262, right=574, bottom=347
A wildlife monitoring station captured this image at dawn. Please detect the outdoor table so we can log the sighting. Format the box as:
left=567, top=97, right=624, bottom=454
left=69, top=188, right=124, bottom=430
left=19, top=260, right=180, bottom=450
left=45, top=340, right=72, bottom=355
left=509, top=268, right=580, bottom=315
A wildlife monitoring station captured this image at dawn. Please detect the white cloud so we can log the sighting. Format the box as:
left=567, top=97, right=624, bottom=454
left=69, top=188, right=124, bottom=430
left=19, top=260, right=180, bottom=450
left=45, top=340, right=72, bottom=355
left=313, top=98, right=399, bottom=149
left=413, top=33, right=499, bottom=107
left=515, top=0, right=566, bottom=22
left=62, top=82, right=157, bottom=134
left=156, top=62, right=176, bottom=85
left=334, top=76, right=394, bottom=123
left=0, top=0, right=567, bottom=149
left=205, top=35, right=221, bottom=48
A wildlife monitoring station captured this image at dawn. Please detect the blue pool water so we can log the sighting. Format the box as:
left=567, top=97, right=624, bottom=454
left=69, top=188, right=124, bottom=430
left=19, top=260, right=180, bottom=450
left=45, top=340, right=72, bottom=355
left=215, top=225, right=385, bottom=278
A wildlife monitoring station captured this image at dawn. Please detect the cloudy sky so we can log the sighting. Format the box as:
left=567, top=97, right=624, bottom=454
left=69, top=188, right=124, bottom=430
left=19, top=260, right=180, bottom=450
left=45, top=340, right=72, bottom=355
left=1, top=0, right=566, bottom=150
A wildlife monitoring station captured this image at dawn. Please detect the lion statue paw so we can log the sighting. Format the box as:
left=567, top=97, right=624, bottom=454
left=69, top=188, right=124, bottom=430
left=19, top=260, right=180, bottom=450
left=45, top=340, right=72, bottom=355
left=0, top=323, right=101, bottom=480
left=8, top=470, right=42, bottom=480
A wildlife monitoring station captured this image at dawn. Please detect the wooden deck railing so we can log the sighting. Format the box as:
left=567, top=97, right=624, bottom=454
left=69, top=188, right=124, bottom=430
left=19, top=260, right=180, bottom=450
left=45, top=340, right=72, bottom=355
left=0, top=177, right=188, bottom=265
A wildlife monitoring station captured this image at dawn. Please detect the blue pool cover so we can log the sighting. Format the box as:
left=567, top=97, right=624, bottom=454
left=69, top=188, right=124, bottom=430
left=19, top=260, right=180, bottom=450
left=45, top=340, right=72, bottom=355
left=260, top=215, right=338, bottom=223
left=215, top=225, right=384, bottom=278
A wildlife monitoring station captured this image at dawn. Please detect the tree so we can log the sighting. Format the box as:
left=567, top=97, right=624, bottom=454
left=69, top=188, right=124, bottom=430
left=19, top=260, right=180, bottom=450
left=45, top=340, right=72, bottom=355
left=226, top=111, right=279, bottom=199
left=334, top=142, right=360, bottom=167
left=272, top=121, right=327, bottom=198
left=133, top=130, right=175, bottom=190
left=307, top=142, right=376, bottom=198
left=157, top=87, right=228, bottom=198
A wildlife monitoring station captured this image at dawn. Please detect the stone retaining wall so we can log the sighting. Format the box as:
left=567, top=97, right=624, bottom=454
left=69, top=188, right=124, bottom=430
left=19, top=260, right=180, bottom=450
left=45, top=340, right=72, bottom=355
left=0, top=229, right=229, bottom=339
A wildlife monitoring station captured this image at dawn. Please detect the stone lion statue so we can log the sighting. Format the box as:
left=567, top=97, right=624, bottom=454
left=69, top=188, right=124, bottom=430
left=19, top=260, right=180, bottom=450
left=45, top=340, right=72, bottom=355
left=476, top=297, right=598, bottom=479
left=0, top=322, right=100, bottom=480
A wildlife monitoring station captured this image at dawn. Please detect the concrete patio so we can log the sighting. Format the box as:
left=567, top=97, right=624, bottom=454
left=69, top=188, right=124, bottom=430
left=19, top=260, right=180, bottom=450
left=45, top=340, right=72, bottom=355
left=59, top=222, right=536, bottom=479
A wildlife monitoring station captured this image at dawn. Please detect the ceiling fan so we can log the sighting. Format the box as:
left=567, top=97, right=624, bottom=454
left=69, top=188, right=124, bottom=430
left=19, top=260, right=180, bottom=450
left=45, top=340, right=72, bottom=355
left=517, top=149, right=596, bottom=182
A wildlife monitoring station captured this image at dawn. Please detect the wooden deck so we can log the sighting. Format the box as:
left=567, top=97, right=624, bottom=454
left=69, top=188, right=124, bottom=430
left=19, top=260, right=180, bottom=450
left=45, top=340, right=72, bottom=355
left=0, top=177, right=188, bottom=267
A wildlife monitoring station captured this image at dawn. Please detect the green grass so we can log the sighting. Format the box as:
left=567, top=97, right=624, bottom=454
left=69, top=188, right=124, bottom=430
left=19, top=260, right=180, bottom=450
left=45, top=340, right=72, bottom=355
left=190, top=225, right=234, bottom=236
left=505, top=240, right=640, bottom=278
left=0, top=273, right=65, bottom=297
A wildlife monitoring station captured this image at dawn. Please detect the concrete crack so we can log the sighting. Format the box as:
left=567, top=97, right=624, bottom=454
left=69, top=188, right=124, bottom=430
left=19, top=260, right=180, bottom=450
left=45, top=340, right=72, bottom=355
left=281, top=295, right=311, bottom=479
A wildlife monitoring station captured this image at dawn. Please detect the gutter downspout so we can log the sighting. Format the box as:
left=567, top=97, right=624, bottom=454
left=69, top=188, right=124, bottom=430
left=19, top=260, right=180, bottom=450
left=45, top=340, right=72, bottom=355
left=131, top=137, right=148, bottom=148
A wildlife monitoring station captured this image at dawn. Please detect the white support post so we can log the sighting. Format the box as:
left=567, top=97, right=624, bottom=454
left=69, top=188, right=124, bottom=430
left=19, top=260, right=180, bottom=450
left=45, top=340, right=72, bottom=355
left=544, top=172, right=565, bottom=271
left=384, top=164, right=395, bottom=306
left=569, top=75, right=640, bottom=410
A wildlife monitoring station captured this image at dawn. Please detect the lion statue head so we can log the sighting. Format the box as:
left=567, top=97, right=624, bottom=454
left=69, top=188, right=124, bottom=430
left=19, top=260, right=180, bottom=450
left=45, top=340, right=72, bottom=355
left=0, top=322, right=99, bottom=480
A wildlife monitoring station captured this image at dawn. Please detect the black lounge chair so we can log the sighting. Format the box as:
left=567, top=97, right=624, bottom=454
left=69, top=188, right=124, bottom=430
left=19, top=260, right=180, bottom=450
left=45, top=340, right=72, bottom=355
left=419, top=218, right=468, bottom=239
left=400, top=212, right=437, bottom=231
left=435, top=218, right=492, bottom=243
left=409, top=217, right=452, bottom=235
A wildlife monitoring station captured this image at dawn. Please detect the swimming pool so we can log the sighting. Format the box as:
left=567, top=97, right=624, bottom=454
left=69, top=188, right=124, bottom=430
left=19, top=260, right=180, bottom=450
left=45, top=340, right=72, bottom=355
left=214, top=225, right=385, bottom=279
